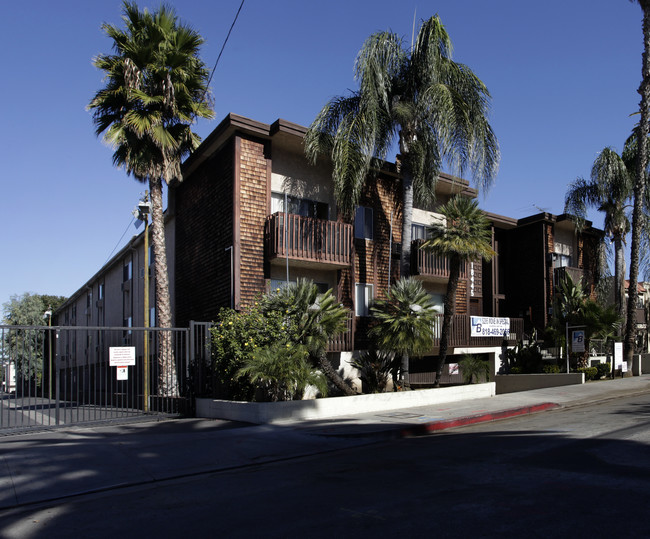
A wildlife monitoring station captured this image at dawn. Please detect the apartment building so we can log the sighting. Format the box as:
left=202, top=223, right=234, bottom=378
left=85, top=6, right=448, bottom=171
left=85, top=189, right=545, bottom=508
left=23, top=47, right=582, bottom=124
left=56, top=113, right=604, bottom=382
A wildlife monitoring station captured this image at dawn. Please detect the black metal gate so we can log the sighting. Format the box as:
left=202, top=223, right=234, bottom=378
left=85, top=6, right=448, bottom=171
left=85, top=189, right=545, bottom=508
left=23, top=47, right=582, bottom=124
left=0, top=323, right=211, bottom=432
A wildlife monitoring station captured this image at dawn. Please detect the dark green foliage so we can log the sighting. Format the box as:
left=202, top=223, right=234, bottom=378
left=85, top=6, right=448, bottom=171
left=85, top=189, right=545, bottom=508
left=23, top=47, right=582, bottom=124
left=507, top=340, right=544, bottom=374
left=350, top=350, right=398, bottom=393
left=210, top=280, right=352, bottom=400
left=542, top=364, right=562, bottom=374
left=459, top=354, right=490, bottom=384
left=2, top=293, right=67, bottom=384
left=210, top=302, right=298, bottom=400
left=596, top=362, right=612, bottom=378
left=578, top=367, right=599, bottom=381
left=547, top=272, right=622, bottom=370
left=237, top=343, right=328, bottom=402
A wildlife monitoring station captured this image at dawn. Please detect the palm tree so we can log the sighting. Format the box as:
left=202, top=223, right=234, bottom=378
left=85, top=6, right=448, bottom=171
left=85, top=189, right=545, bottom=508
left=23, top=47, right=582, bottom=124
left=564, top=147, right=632, bottom=318
left=369, top=277, right=438, bottom=389
left=304, top=14, right=499, bottom=278
left=88, top=2, right=214, bottom=396
left=421, top=196, right=494, bottom=386
left=625, top=0, right=650, bottom=363
left=260, top=279, right=355, bottom=396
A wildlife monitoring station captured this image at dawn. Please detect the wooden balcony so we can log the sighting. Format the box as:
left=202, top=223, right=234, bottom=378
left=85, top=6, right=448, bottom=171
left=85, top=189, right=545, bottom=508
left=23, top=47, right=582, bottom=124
left=411, top=239, right=467, bottom=281
left=431, top=314, right=523, bottom=349
left=327, top=311, right=355, bottom=352
left=265, top=212, right=352, bottom=269
left=554, top=266, right=584, bottom=288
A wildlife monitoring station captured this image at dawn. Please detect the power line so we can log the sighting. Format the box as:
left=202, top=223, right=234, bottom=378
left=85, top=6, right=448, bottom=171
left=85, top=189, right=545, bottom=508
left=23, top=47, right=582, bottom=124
left=205, top=0, right=245, bottom=94
left=105, top=216, right=136, bottom=265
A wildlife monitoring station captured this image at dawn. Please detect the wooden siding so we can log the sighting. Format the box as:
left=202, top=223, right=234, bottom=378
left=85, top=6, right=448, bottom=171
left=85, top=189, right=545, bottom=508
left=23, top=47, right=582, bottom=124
left=174, top=141, right=234, bottom=326
left=237, top=137, right=269, bottom=309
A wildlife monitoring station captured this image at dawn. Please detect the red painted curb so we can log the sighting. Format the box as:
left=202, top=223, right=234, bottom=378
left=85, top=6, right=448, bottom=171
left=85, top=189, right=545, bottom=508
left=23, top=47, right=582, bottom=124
left=401, top=402, right=561, bottom=437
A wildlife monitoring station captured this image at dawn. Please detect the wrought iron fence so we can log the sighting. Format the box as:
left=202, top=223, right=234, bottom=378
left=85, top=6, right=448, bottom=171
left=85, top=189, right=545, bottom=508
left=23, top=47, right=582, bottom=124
left=0, top=325, right=207, bottom=432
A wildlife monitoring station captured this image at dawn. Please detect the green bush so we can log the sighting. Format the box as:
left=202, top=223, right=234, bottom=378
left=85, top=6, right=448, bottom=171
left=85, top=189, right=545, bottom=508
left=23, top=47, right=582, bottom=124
left=542, top=364, right=561, bottom=374
left=350, top=350, right=398, bottom=393
left=507, top=341, right=544, bottom=373
left=210, top=302, right=299, bottom=400
left=578, top=366, right=599, bottom=381
left=596, top=362, right=611, bottom=378
left=236, top=342, right=328, bottom=402
left=459, top=354, right=490, bottom=384
left=510, top=366, right=523, bottom=374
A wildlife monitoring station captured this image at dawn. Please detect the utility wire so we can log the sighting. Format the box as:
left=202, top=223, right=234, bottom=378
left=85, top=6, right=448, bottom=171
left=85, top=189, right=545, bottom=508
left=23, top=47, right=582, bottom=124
left=202, top=0, right=245, bottom=104
left=105, top=216, right=136, bottom=265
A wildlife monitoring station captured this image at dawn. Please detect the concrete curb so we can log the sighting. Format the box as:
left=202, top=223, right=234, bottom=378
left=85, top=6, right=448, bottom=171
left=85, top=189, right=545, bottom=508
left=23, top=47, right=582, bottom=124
left=401, top=402, right=561, bottom=437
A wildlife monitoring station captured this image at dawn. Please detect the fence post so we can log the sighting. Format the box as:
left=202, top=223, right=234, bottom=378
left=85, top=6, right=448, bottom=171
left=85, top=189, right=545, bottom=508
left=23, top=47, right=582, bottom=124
left=55, top=328, right=61, bottom=426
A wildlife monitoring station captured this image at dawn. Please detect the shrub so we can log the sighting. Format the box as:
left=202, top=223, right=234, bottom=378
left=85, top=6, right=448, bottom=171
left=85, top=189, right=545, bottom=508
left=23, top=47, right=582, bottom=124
left=210, top=302, right=299, bottom=400
left=507, top=340, right=544, bottom=373
left=236, top=342, right=328, bottom=402
left=350, top=350, right=398, bottom=393
left=578, top=366, right=599, bottom=381
left=542, top=364, right=561, bottom=374
left=459, top=354, right=490, bottom=384
left=510, top=366, right=523, bottom=374
left=596, top=362, right=611, bottom=378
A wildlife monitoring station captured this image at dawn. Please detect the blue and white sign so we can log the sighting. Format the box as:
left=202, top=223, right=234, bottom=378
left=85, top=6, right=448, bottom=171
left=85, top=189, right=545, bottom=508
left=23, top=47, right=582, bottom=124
left=470, top=316, right=510, bottom=338
left=571, top=330, right=585, bottom=353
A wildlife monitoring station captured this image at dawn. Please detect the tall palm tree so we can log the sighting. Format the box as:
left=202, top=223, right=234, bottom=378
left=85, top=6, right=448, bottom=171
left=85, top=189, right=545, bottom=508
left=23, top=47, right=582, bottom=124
left=369, top=277, right=438, bottom=389
left=304, top=15, right=499, bottom=278
left=421, top=196, right=494, bottom=386
left=260, top=279, right=355, bottom=396
left=88, top=2, right=214, bottom=396
left=564, top=147, right=632, bottom=318
left=625, top=0, right=650, bottom=362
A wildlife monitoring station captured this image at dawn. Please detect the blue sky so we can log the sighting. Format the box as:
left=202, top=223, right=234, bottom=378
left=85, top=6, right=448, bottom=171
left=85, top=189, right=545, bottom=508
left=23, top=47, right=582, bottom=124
left=0, top=0, right=643, bottom=311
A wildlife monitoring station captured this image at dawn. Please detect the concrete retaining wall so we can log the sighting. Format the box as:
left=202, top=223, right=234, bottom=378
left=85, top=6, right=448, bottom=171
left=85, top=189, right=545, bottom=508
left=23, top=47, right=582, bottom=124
left=196, top=383, right=496, bottom=424
left=495, top=373, right=584, bottom=394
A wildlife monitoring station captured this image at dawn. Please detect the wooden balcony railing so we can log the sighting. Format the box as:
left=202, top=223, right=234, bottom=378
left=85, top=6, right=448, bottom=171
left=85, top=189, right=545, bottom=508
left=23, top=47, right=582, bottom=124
left=327, top=311, right=355, bottom=352
left=431, top=314, right=523, bottom=349
left=265, top=212, right=352, bottom=267
left=411, top=239, right=467, bottom=279
left=554, top=266, right=584, bottom=288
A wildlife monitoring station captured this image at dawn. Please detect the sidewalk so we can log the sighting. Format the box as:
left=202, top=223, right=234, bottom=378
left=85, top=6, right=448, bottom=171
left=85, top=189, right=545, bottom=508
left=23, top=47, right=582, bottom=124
left=1, top=375, right=649, bottom=511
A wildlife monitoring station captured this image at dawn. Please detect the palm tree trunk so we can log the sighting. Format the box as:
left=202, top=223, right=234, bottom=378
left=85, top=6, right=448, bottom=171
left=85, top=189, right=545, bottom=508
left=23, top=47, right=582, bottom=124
left=316, top=352, right=356, bottom=396
left=400, top=162, right=415, bottom=279
left=434, top=256, right=461, bottom=387
left=614, top=233, right=626, bottom=324
left=625, top=0, right=650, bottom=363
left=400, top=352, right=410, bottom=389
left=149, top=176, right=179, bottom=397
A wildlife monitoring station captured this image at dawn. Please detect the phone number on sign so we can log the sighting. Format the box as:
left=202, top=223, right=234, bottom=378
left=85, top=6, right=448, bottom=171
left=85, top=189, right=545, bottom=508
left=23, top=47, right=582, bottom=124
left=474, top=326, right=509, bottom=337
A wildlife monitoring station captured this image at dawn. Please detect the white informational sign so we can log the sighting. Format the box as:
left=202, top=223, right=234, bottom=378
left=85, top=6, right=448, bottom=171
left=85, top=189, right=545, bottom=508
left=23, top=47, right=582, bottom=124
left=116, top=366, right=129, bottom=380
left=448, top=363, right=459, bottom=375
left=470, top=316, right=510, bottom=338
left=109, top=347, right=136, bottom=367
left=572, top=330, right=585, bottom=353
left=614, top=342, right=624, bottom=371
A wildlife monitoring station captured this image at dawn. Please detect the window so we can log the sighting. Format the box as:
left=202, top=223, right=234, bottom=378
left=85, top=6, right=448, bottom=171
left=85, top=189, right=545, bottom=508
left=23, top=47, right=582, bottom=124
left=98, top=283, right=104, bottom=300
left=355, top=207, right=373, bottom=240
left=271, top=193, right=328, bottom=219
left=270, top=279, right=329, bottom=295
left=123, top=260, right=133, bottom=281
left=553, top=254, right=571, bottom=268
left=412, top=223, right=427, bottom=241
left=355, top=283, right=373, bottom=316
left=149, top=307, right=156, bottom=327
